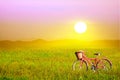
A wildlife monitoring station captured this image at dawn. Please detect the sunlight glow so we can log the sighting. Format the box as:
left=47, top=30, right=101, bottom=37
left=74, top=22, right=87, bottom=33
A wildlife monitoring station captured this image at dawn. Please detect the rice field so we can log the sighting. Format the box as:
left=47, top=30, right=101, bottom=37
left=0, top=47, right=120, bottom=80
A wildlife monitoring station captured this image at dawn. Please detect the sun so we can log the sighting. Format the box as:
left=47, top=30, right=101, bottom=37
left=74, top=22, right=87, bottom=33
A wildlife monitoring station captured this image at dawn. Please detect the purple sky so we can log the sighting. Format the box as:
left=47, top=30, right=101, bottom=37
left=0, top=0, right=118, bottom=23
left=0, top=0, right=119, bottom=40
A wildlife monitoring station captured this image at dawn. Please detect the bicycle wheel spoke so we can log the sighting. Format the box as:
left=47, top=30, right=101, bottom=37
left=96, top=59, right=112, bottom=71
left=72, top=60, right=88, bottom=71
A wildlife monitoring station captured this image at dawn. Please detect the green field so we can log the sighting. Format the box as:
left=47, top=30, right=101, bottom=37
left=0, top=47, right=120, bottom=80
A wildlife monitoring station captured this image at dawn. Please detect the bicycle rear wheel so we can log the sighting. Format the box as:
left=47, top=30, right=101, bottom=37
left=96, top=59, right=112, bottom=71
left=72, top=60, right=88, bottom=71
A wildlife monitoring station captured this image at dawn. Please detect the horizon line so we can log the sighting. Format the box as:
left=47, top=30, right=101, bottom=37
left=0, top=39, right=120, bottom=42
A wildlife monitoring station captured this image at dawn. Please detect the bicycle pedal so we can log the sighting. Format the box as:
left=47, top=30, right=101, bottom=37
left=91, top=65, right=96, bottom=70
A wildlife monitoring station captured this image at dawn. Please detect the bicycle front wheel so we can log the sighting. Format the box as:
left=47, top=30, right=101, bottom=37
left=96, top=59, right=112, bottom=71
left=72, top=60, right=88, bottom=71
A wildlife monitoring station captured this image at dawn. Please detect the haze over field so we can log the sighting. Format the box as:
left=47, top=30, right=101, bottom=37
left=0, top=1, right=120, bottom=80
left=0, top=0, right=119, bottom=41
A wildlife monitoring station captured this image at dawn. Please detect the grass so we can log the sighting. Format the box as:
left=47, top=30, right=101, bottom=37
left=0, top=47, right=120, bottom=80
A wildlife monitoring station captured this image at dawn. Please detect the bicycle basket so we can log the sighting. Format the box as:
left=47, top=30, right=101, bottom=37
left=75, top=52, right=82, bottom=60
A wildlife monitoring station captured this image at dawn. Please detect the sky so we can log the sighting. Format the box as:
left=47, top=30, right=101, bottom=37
left=0, top=0, right=119, bottom=41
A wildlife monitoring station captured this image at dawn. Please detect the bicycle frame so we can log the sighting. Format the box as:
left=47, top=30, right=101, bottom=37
left=82, top=57, right=101, bottom=68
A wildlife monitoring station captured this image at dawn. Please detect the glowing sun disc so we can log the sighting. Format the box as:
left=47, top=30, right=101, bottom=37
left=74, top=22, right=87, bottom=33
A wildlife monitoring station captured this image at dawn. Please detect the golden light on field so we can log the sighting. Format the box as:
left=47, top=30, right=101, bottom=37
left=74, top=22, right=87, bottom=33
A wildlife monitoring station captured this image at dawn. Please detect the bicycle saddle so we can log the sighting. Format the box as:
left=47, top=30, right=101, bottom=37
left=94, top=53, right=100, bottom=56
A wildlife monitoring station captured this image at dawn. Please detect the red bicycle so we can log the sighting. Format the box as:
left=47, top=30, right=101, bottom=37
left=72, top=51, right=112, bottom=71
